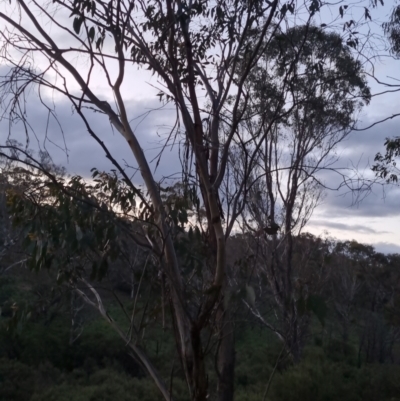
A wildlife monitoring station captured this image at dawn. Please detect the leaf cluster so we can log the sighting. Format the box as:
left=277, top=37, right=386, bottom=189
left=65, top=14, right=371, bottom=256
left=372, top=136, right=400, bottom=183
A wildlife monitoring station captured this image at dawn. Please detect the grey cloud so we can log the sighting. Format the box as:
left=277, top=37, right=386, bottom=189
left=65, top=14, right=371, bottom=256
left=317, top=117, right=400, bottom=178
left=338, top=118, right=400, bottom=161
left=311, top=116, right=400, bottom=219
left=309, top=220, right=389, bottom=234
left=1, top=95, right=182, bottom=183
left=317, top=185, right=400, bottom=218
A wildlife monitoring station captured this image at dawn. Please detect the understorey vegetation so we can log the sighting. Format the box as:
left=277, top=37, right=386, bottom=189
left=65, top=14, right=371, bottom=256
left=1, top=221, right=400, bottom=400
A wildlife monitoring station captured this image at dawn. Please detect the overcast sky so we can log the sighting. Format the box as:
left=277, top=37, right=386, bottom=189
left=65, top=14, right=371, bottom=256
left=0, top=1, right=399, bottom=254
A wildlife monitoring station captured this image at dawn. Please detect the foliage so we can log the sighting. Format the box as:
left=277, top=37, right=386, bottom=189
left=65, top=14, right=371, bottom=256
left=373, top=136, right=400, bottom=183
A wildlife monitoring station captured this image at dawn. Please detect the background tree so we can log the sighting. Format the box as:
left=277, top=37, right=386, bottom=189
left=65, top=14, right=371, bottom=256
left=226, top=25, right=370, bottom=359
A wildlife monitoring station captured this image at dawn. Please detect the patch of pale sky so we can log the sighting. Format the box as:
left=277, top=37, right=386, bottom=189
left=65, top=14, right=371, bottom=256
left=307, top=217, right=400, bottom=254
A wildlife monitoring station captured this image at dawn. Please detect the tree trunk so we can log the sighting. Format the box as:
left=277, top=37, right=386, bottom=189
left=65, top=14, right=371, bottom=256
left=217, top=305, right=235, bottom=401
left=190, top=326, right=208, bottom=401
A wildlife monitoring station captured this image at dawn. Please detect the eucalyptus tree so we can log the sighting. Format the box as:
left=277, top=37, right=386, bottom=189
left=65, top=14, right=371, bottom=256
left=229, top=25, right=370, bottom=359
left=0, top=0, right=383, bottom=400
